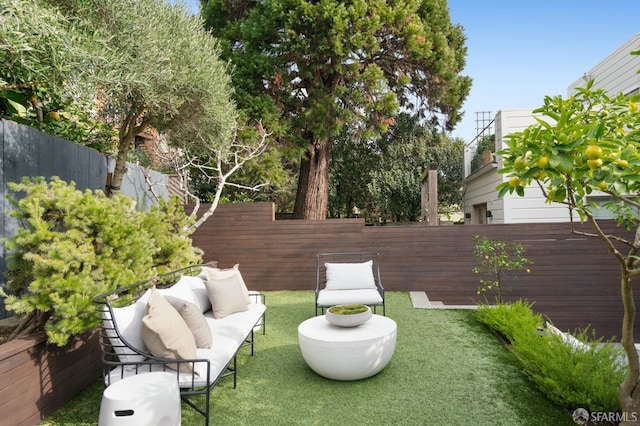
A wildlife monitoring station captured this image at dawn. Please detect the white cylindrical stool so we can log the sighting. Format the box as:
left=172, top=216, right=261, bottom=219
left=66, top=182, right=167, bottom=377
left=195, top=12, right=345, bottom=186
left=98, top=372, right=181, bottom=426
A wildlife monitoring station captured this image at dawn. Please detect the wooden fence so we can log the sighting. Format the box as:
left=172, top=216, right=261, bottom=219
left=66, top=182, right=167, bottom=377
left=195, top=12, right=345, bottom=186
left=190, top=202, right=640, bottom=341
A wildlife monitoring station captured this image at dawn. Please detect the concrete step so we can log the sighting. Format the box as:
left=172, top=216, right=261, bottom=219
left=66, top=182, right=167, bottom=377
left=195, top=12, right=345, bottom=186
left=409, top=291, right=477, bottom=310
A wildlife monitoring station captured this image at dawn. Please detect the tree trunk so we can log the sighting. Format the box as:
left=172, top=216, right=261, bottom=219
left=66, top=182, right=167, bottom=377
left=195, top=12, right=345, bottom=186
left=107, top=139, right=132, bottom=197
left=106, top=112, right=147, bottom=197
left=619, top=271, right=640, bottom=424
left=293, top=137, right=331, bottom=219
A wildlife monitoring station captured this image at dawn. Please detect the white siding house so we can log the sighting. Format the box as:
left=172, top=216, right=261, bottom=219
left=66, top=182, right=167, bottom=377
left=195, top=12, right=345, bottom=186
left=568, top=33, right=640, bottom=97
left=462, top=33, right=640, bottom=224
left=463, top=109, right=571, bottom=224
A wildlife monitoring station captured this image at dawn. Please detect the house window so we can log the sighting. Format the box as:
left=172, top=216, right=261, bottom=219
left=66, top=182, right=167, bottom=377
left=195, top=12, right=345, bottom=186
left=587, top=196, right=639, bottom=220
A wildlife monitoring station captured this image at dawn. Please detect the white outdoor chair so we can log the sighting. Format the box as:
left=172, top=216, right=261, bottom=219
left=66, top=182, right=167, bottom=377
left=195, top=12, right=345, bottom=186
left=315, top=252, right=385, bottom=316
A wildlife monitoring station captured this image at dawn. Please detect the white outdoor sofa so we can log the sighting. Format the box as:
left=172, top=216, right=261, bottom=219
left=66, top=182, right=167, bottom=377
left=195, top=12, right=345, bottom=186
left=94, top=264, right=266, bottom=425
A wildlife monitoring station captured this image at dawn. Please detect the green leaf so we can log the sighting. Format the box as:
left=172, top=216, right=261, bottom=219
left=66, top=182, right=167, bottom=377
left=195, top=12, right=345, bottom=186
left=613, top=180, right=629, bottom=194
left=7, top=99, right=28, bottom=117
left=497, top=183, right=511, bottom=198
left=589, top=122, right=605, bottom=139
left=549, top=153, right=573, bottom=174
left=553, top=188, right=566, bottom=203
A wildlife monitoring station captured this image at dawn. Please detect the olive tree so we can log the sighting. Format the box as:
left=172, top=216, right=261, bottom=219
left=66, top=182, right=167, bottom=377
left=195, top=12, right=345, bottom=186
left=47, top=0, right=238, bottom=194
left=0, top=0, right=81, bottom=107
left=0, top=0, right=116, bottom=148
left=498, top=80, right=640, bottom=418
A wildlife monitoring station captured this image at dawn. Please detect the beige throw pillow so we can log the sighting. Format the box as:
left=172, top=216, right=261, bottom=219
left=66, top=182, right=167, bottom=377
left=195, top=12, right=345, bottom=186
left=204, top=273, right=249, bottom=319
left=142, top=288, right=197, bottom=373
left=203, top=264, right=250, bottom=304
left=165, top=295, right=212, bottom=349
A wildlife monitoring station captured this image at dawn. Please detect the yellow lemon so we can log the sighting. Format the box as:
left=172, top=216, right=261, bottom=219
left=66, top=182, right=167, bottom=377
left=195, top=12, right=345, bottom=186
left=587, top=159, right=603, bottom=169
left=513, top=156, right=527, bottom=170
left=585, top=145, right=603, bottom=160
left=537, top=156, right=550, bottom=169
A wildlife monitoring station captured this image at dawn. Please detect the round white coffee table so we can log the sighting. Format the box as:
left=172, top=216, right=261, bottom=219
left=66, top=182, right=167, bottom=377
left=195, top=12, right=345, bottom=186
left=298, top=314, right=397, bottom=381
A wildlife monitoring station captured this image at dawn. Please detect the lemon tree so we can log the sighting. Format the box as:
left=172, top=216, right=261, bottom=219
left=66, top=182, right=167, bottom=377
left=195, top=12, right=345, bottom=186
left=497, top=78, right=640, bottom=415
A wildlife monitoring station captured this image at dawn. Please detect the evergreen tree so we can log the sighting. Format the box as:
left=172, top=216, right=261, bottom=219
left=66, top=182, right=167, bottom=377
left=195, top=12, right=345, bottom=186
left=202, top=0, right=471, bottom=218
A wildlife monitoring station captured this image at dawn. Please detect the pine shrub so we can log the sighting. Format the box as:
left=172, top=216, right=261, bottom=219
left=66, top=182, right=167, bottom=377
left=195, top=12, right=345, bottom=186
left=474, top=299, right=543, bottom=342
left=2, top=177, right=202, bottom=346
left=476, top=301, right=624, bottom=414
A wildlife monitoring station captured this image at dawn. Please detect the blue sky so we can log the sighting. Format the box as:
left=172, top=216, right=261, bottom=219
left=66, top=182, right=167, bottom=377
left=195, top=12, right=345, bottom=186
left=181, top=0, right=640, bottom=143
left=448, top=1, right=640, bottom=143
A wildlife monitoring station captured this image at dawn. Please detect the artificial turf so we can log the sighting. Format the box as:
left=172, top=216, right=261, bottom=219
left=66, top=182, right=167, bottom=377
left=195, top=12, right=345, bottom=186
left=42, top=291, right=574, bottom=425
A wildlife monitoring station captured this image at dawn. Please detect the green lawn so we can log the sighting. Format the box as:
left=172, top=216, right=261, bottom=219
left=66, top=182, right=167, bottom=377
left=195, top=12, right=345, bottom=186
left=42, top=291, right=575, bottom=425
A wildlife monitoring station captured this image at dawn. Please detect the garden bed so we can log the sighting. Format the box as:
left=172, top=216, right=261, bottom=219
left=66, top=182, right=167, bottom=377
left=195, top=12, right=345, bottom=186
left=0, top=329, right=102, bottom=425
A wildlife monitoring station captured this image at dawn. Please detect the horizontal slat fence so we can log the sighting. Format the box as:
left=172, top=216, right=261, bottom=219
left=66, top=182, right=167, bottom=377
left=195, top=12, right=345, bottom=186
left=189, top=202, right=639, bottom=340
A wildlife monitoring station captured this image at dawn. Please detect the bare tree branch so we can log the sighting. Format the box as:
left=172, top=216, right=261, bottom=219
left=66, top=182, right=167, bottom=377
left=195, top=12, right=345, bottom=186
left=188, top=123, right=271, bottom=230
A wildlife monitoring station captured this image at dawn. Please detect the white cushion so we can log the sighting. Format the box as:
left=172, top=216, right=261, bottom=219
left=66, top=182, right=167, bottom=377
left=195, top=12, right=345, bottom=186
left=316, top=288, right=383, bottom=306
left=184, top=275, right=211, bottom=313
left=138, top=275, right=197, bottom=306
left=324, top=260, right=376, bottom=290
left=103, top=301, right=148, bottom=363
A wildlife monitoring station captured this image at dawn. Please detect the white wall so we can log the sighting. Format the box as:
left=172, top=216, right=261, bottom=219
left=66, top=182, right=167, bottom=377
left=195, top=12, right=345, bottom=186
left=463, top=164, right=500, bottom=223
left=121, top=163, right=169, bottom=211
left=496, top=109, right=572, bottom=223
left=568, top=33, right=640, bottom=96
left=464, top=109, right=572, bottom=224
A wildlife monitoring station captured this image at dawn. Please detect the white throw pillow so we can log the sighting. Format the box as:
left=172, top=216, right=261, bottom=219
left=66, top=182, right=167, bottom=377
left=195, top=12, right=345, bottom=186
left=103, top=301, right=148, bottom=363
left=141, top=288, right=197, bottom=374
left=203, top=264, right=250, bottom=304
left=324, top=260, right=376, bottom=290
left=188, top=277, right=212, bottom=313
left=204, top=273, right=249, bottom=319
left=138, top=275, right=197, bottom=306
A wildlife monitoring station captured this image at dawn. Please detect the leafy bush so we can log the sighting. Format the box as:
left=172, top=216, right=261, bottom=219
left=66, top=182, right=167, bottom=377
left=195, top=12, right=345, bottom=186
left=1, top=177, right=202, bottom=346
left=476, top=301, right=624, bottom=413
left=472, top=235, right=531, bottom=303
left=141, top=197, right=203, bottom=274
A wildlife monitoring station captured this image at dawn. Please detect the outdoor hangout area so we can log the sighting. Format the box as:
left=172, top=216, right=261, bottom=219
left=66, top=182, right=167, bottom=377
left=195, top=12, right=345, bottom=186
left=44, top=291, right=576, bottom=425
left=4, top=1, right=640, bottom=422
left=35, top=238, right=626, bottom=425
left=1, top=198, right=636, bottom=425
